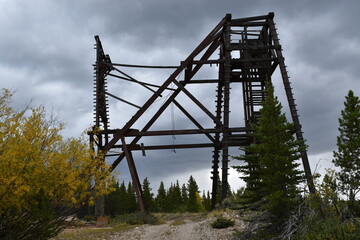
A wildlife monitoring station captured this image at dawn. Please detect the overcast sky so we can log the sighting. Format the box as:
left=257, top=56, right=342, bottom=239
left=1, top=0, right=359, bottom=192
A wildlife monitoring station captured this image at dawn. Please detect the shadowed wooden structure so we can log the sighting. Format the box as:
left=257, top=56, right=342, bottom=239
left=90, top=12, right=315, bottom=212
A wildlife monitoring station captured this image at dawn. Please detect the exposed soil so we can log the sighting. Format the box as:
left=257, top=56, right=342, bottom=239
left=108, top=212, right=245, bottom=240
left=55, top=211, right=245, bottom=240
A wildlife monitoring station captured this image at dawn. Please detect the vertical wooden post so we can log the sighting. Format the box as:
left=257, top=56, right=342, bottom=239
left=221, top=13, right=232, bottom=200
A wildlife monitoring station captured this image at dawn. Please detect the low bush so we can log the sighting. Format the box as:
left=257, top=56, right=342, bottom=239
left=82, top=215, right=96, bottom=222
left=111, top=212, right=157, bottom=225
left=279, top=196, right=360, bottom=240
left=211, top=216, right=235, bottom=229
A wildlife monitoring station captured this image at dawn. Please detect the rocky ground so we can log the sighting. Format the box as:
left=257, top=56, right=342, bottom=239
left=55, top=210, right=246, bottom=240
left=109, top=213, right=244, bottom=240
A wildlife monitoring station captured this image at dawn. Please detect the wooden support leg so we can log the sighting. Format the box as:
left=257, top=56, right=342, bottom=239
left=121, top=137, right=148, bottom=213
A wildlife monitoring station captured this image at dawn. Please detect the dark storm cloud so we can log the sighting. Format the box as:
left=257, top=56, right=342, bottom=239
left=0, top=1, right=91, bottom=80
left=274, top=0, right=360, bottom=156
left=0, top=0, right=359, bottom=189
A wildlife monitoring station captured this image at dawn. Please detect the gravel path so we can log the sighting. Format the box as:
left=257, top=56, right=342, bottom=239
left=108, top=215, right=244, bottom=240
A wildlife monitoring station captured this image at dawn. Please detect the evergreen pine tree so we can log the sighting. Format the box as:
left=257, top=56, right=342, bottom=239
left=181, top=183, right=188, bottom=204
left=169, top=181, right=183, bottom=212
left=233, top=152, right=264, bottom=205
left=142, top=177, right=155, bottom=212
left=108, top=181, right=130, bottom=214
left=127, top=182, right=139, bottom=213
left=118, top=181, right=129, bottom=214
left=187, top=175, right=202, bottom=212
left=155, top=181, right=167, bottom=212
left=233, top=83, right=304, bottom=224
left=166, top=183, right=175, bottom=212
left=107, top=181, right=121, bottom=216
left=202, top=191, right=212, bottom=211
left=332, top=90, right=360, bottom=212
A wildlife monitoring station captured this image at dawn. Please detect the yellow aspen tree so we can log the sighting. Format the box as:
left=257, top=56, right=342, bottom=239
left=0, top=89, right=115, bottom=239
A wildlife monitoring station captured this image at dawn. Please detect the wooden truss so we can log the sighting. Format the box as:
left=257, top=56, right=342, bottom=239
left=90, top=12, right=315, bottom=212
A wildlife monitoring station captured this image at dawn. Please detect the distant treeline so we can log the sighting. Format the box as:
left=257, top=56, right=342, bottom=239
left=79, top=175, right=242, bottom=216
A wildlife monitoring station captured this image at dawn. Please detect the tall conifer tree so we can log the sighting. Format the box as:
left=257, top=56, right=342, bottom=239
left=333, top=90, right=360, bottom=211
left=166, top=183, right=175, bottom=212
left=202, top=191, right=212, bottom=211
left=155, top=181, right=167, bottom=212
left=233, top=83, right=304, bottom=224
left=142, top=177, right=155, bottom=212
left=169, top=181, right=183, bottom=212
left=187, top=176, right=203, bottom=212
left=181, top=183, right=188, bottom=207
left=127, top=182, right=139, bottom=213
left=107, top=181, right=122, bottom=215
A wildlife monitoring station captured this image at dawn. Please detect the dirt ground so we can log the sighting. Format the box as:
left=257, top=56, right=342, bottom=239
left=108, top=212, right=244, bottom=240
left=56, top=211, right=245, bottom=240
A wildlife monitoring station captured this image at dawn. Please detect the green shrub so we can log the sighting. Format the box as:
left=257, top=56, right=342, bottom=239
left=291, top=212, right=360, bottom=239
left=82, top=215, right=96, bottom=222
left=280, top=195, right=360, bottom=240
left=111, top=212, right=157, bottom=225
left=211, top=216, right=235, bottom=229
left=0, top=189, right=75, bottom=239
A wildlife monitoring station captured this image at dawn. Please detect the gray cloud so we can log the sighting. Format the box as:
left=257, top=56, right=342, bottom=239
left=1, top=0, right=359, bottom=191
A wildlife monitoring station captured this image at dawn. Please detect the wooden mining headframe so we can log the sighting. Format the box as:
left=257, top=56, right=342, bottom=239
left=89, top=12, right=315, bottom=213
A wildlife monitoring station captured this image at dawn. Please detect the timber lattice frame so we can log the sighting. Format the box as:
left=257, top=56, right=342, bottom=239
left=89, top=12, right=315, bottom=212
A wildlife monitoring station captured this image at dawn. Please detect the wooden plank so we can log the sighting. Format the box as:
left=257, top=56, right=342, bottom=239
left=230, top=21, right=269, bottom=27
left=190, top=59, right=224, bottom=64
left=103, top=15, right=228, bottom=157
left=231, top=57, right=277, bottom=63
left=111, top=63, right=179, bottom=69
left=230, top=13, right=272, bottom=23
left=230, top=43, right=280, bottom=51
left=179, top=79, right=219, bottom=84
left=100, top=127, right=250, bottom=136
left=121, top=137, right=147, bottom=212
left=114, top=143, right=216, bottom=150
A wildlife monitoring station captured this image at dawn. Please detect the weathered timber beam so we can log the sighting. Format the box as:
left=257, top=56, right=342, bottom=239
left=179, top=79, right=219, bottom=84
left=103, top=15, right=228, bottom=156
left=107, top=73, right=175, bottom=91
left=114, top=143, right=216, bottom=150
left=110, top=140, right=251, bottom=153
left=230, top=21, right=270, bottom=27
left=111, top=63, right=179, bottom=69
left=172, top=100, right=216, bottom=143
left=188, top=34, right=222, bottom=79
left=190, top=59, right=224, bottom=65
left=105, top=91, right=141, bottom=109
left=231, top=57, right=278, bottom=63
left=121, top=137, right=147, bottom=212
left=99, top=127, right=251, bottom=137
left=179, top=78, right=270, bottom=84
left=113, top=141, right=251, bottom=151
left=172, top=78, right=223, bottom=126
left=106, top=63, right=157, bottom=93
left=230, top=12, right=273, bottom=23
left=270, top=61, right=279, bottom=75
left=230, top=43, right=280, bottom=51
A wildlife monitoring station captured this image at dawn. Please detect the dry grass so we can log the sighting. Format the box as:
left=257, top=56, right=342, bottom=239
left=170, top=219, right=187, bottom=226
left=154, top=212, right=207, bottom=222
left=52, top=223, right=135, bottom=240
left=53, top=210, right=236, bottom=239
